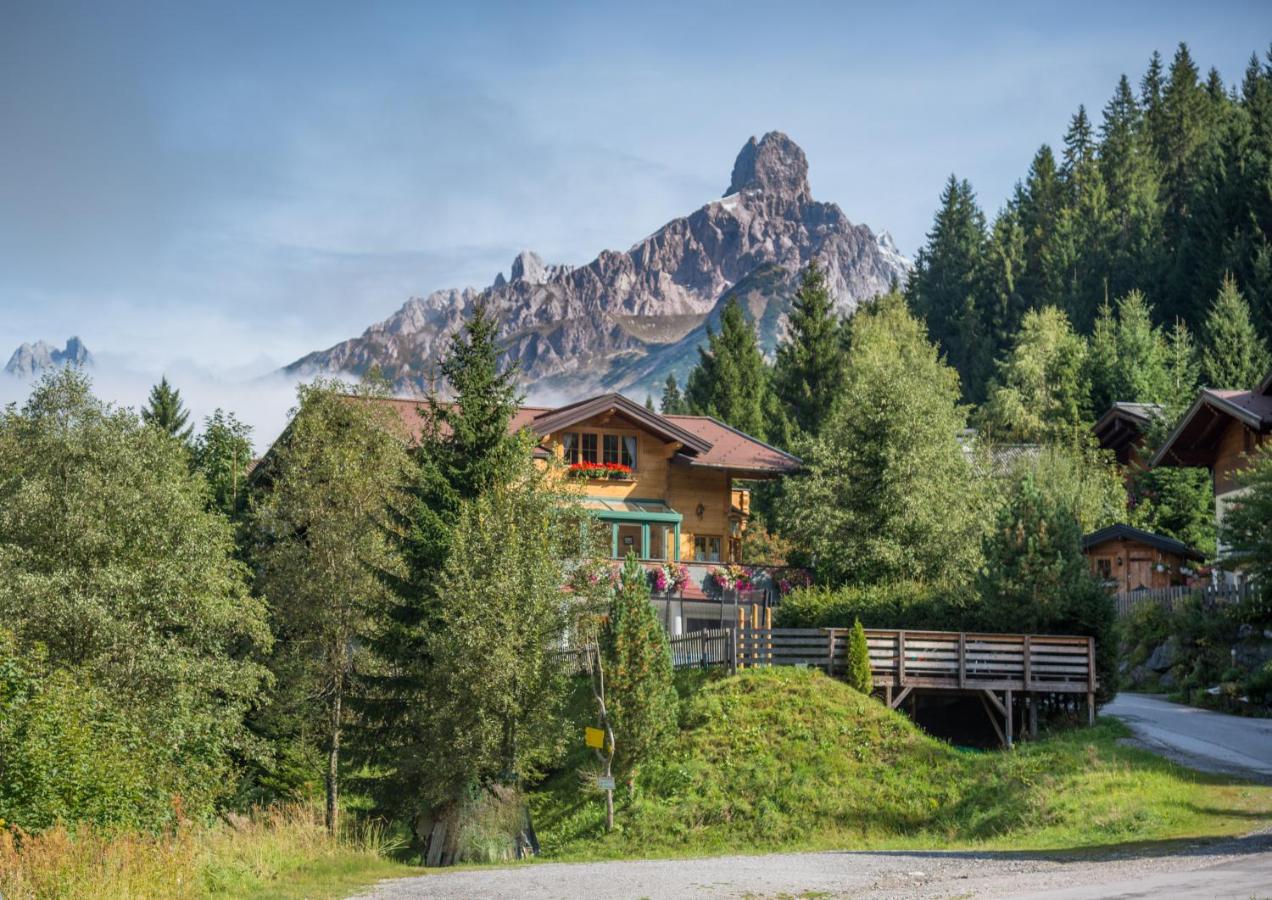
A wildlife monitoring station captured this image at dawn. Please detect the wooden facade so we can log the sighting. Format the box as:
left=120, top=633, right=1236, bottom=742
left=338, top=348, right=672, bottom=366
left=1081, top=525, right=1204, bottom=593
left=539, top=401, right=793, bottom=563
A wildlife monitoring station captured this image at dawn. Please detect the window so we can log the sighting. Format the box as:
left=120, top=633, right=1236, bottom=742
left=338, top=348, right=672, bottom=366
left=1096, top=558, right=1112, bottom=581
left=581, top=433, right=598, bottom=464
left=603, top=434, right=620, bottom=465
left=563, top=432, right=580, bottom=464
left=621, top=435, right=637, bottom=469
left=694, top=535, right=722, bottom=562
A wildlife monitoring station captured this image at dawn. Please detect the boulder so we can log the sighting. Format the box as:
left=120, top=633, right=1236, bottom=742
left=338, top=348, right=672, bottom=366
left=1146, top=636, right=1180, bottom=673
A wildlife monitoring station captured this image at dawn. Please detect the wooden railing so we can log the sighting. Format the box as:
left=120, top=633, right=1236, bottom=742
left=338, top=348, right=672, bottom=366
left=1115, top=583, right=1251, bottom=617
left=735, top=627, right=1096, bottom=695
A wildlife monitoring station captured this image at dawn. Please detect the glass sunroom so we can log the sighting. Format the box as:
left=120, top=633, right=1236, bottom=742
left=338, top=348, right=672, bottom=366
left=580, top=498, right=682, bottom=561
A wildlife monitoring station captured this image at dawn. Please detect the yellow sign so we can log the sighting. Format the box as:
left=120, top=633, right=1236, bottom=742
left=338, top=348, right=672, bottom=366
left=584, top=727, right=605, bottom=749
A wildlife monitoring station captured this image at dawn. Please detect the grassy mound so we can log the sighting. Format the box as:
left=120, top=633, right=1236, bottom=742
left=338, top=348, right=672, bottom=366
left=531, top=668, right=1272, bottom=859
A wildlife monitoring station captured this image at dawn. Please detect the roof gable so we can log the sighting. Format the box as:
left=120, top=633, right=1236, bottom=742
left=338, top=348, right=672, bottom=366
left=1152, top=388, right=1272, bottom=467
left=529, top=393, right=713, bottom=454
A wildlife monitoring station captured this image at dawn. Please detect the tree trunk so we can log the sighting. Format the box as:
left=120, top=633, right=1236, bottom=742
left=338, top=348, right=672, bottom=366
left=326, top=681, right=342, bottom=835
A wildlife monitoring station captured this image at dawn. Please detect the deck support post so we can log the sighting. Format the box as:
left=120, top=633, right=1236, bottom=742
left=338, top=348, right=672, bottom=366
left=890, top=685, right=913, bottom=711
left=1028, top=694, right=1038, bottom=739
left=884, top=684, right=892, bottom=708
left=979, top=691, right=1007, bottom=748
left=1086, top=692, right=1095, bottom=726
left=1004, top=689, right=1013, bottom=748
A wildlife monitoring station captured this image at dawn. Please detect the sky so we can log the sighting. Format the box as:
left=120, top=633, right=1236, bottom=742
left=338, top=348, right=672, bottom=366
left=2, top=0, right=1270, bottom=443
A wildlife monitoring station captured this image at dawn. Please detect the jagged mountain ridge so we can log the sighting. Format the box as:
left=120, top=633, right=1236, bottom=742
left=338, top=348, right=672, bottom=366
left=4, top=337, right=93, bottom=378
left=284, top=131, right=911, bottom=399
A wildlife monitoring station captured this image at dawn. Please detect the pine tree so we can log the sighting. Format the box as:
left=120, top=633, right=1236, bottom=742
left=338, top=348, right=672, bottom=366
left=1200, top=274, right=1272, bottom=388
left=685, top=298, right=772, bottom=440
left=644, top=394, right=654, bottom=411
left=905, top=175, right=990, bottom=399
left=1099, top=74, right=1163, bottom=306
left=1087, top=300, right=1120, bottom=415
left=1058, top=106, right=1114, bottom=330
left=603, top=554, right=677, bottom=781
left=773, top=260, right=846, bottom=437
left=845, top=618, right=872, bottom=695
left=1017, top=145, right=1067, bottom=312
left=1112, top=290, right=1172, bottom=404
left=660, top=374, right=686, bottom=415
left=361, top=301, right=528, bottom=822
left=1164, top=318, right=1201, bottom=411
left=141, top=376, right=193, bottom=444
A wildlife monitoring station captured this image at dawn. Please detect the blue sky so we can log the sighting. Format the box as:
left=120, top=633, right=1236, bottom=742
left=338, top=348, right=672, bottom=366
left=2, top=0, right=1270, bottom=377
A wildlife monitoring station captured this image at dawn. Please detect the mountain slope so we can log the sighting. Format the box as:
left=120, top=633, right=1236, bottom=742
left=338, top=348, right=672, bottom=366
left=284, top=132, right=910, bottom=399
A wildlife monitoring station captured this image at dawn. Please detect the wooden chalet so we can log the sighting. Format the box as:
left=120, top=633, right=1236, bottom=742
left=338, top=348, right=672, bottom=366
left=1081, top=524, right=1205, bottom=593
left=371, top=392, right=801, bottom=565
left=1151, top=368, right=1272, bottom=571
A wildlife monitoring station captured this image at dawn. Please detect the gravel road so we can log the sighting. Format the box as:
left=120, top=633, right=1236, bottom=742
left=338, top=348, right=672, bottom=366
left=1102, top=692, right=1272, bottom=782
left=353, top=829, right=1272, bottom=899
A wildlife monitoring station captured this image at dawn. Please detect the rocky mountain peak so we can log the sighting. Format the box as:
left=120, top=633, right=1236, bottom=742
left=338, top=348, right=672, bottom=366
left=510, top=250, right=547, bottom=284
left=725, top=131, right=810, bottom=202
left=4, top=336, right=94, bottom=377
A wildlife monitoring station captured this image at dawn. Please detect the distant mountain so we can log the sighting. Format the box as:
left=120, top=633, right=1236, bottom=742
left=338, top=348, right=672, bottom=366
left=4, top=337, right=93, bottom=378
left=285, top=131, right=912, bottom=400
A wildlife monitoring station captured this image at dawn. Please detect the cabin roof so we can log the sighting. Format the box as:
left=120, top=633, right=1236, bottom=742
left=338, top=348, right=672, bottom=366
left=1093, top=402, right=1164, bottom=455
left=1081, top=524, right=1205, bottom=561
left=346, top=393, right=800, bottom=475
left=1151, top=387, right=1272, bottom=467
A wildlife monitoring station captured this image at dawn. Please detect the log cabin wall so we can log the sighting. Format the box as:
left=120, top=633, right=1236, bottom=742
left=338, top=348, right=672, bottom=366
left=1085, top=538, right=1187, bottom=591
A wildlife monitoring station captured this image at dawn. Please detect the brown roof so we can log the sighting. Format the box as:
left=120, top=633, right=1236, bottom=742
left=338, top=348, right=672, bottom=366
left=664, top=415, right=802, bottom=474
left=355, top=394, right=800, bottom=475
left=1152, top=387, right=1272, bottom=467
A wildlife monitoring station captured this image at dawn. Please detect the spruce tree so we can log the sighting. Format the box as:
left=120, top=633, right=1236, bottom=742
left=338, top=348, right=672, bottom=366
left=603, top=554, right=677, bottom=782
left=660, top=373, right=686, bottom=415
left=905, top=175, right=990, bottom=399
left=1087, top=300, right=1120, bottom=415
left=1112, top=290, right=1172, bottom=405
left=684, top=298, right=772, bottom=440
left=773, top=260, right=846, bottom=437
left=361, top=301, right=528, bottom=823
left=1017, top=145, right=1067, bottom=312
left=1164, top=318, right=1201, bottom=411
left=1100, top=74, right=1163, bottom=304
left=1200, top=274, right=1271, bottom=388
left=141, top=376, right=194, bottom=444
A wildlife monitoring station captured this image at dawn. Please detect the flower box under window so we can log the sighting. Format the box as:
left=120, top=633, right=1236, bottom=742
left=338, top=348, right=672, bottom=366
left=567, top=461, right=635, bottom=481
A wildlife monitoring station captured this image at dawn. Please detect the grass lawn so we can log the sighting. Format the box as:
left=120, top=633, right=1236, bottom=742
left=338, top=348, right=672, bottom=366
left=529, top=668, right=1272, bottom=861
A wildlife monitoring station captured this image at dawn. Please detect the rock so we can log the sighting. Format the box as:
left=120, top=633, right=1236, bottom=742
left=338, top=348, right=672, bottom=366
left=1233, top=641, right=1272, bottom=672
left=1159, top=671, right=1178, bottom=690
left=1146, top=636, right=1180, bottom=673
left=1125, top=665, right=1150, bottom=687
left=283, top=132, right=912, bottom=399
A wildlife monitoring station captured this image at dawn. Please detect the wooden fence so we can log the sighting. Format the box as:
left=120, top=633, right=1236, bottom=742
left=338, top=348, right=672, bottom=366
left=667, top=628, right=733, bottom=669
left=1115, top=583, right=1251, bottom=617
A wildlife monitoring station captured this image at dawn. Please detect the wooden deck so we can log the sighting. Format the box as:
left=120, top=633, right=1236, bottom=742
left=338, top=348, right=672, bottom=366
left=731, top=624, right=1098, bottom=747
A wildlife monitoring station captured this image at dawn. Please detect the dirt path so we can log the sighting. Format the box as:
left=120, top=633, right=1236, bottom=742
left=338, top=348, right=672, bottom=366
left=351, top=829, right=1272, bottom=899
left=1102, top=692, right=1272, bottom=782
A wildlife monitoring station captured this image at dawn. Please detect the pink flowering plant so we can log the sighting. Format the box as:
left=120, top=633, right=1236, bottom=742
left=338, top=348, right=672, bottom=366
left=777, top=568, right=812, bottom=596
left=707, top=563, right=752, bottom=591
left=648, top=562, right=691, bottom=594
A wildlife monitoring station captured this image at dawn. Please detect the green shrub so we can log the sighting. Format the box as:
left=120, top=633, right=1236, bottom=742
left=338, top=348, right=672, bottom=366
left=0, top=633, right=177, bottom=831
left=846, top=619, right=872, bottom=693
left=774, top=581, right=976, bottom=630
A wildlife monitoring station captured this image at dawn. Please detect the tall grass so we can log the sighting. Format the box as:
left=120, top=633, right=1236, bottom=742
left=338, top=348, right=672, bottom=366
left=0, top=802, right=402, bottom=900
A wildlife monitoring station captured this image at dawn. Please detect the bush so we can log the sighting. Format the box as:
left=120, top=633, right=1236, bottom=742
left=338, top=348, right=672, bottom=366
left=0, top=633, right=180, bottom=832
